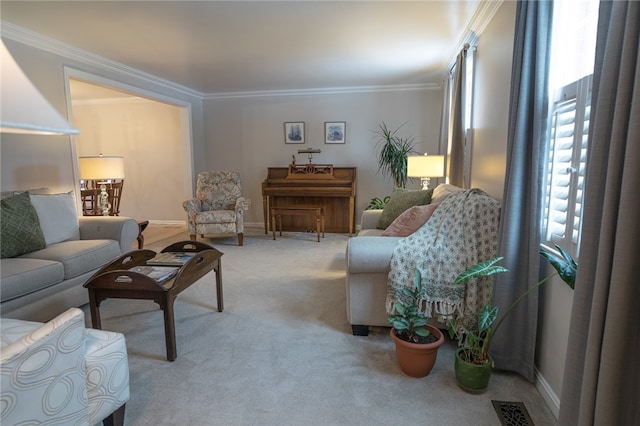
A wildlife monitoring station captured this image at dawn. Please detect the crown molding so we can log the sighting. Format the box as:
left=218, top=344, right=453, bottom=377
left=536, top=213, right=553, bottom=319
left=1, top=21, right=204, bottom=100
left=446, top=0, right=505, bottom=71
left=204, top=83, right=440, bottom=100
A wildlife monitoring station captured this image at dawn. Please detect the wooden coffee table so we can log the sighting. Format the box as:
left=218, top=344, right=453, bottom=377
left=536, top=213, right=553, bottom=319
left=84, top=240, right=223, bottom=361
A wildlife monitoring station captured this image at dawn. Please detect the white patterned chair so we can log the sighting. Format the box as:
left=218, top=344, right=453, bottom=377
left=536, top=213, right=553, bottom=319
left=183, top=171, right=251, bottom=246
left=0, top=308, right=129, bottom=426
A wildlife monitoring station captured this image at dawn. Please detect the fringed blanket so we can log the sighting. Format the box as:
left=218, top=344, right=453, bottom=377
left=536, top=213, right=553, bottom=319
left=386, top=189, right=501, bottom=330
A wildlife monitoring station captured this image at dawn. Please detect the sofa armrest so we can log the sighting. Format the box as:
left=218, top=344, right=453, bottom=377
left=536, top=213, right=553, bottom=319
left=360, top=209, right=383, bottom=230
left=79, top=216, right=138, bottom=253
left=347, top=236, right=402, bottom=274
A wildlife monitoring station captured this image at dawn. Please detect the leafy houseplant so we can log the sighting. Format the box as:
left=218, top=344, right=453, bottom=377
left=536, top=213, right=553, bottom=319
left=374, top=122, right=416, bottom=189
left=448, top=245, right=577, bottom=391
left=366, top=195, right=390, bottom=210
left=388, top=269, right=444, bottom=378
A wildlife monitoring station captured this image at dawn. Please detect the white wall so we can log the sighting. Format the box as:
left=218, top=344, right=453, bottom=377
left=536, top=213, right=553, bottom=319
left=471, top=1, right=570, bottom=417
left=72, top=94, right=186, bottom=221
left=204, top=89, right=443, bottom=226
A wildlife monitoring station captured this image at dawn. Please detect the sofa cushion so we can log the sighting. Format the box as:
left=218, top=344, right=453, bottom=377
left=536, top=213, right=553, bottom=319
left=0, top=258, right=64, bottom=302
left=377, top=188, right=433, bottom=229
left=431, top=183, right=465, bottom=204
left=30, top=192, right=80, bottom=245
left=20, top=239, right=121, bottom=280
left=381, top=203, right=440, bottom=237
left=1, top=192, right=46, bottom=258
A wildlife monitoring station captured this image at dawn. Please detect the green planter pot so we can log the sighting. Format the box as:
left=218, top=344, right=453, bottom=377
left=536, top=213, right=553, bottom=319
left=454, top=348, right=492, bottom=393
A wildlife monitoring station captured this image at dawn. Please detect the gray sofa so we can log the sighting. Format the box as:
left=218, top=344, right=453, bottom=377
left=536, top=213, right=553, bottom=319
left=345, top=184, right=465, bottom=335
left=1, top=190, right=138, bottom=322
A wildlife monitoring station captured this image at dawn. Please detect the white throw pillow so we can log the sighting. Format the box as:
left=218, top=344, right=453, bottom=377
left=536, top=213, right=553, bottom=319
left=30, top=191, right=80, bottom=245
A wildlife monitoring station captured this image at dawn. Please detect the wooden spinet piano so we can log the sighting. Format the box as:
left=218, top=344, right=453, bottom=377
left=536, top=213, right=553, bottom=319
left=261, top=165, right=356, bottom=235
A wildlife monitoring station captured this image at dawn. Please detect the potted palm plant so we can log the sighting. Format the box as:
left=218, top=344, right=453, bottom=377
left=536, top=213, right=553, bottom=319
left=388, top=269, right=445, bottom=378
left=374, top=121, right=416, bottom=189
left=448, top=245, right=577, bottom=392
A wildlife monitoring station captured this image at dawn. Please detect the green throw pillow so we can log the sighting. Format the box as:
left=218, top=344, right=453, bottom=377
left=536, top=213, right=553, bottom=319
left=377, top=188, right=434, bottom=229
left=1, top=191, right=46, bottom=258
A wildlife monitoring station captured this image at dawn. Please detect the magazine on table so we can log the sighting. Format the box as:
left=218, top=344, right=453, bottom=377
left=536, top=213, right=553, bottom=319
left=147, top=251, right=196, bottom=266
left=129, top=265, right=179, bottom=283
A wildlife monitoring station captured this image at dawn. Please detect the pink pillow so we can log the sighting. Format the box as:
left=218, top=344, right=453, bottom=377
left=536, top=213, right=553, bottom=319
left=381, top=203, right=440, bottom=237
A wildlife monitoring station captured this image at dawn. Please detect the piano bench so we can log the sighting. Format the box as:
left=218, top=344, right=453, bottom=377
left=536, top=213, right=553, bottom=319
left=271, top=205, right=325, bottom=242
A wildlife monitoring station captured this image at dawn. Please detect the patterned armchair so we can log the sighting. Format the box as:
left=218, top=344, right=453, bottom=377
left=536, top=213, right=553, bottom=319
left=0, top=308, right=129, bottom=425
left=183, top=171, right=251, bottom=246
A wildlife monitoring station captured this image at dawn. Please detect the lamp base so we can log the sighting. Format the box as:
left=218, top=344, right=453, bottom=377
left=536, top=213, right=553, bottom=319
left=420, top=177, right=431, bottom=190
left=98, top=182, right=111, bottom=216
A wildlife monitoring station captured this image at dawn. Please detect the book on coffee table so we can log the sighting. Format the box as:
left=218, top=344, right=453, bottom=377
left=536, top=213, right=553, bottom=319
left=128, top=265, right=179, bottom=283
left=147, top=252, right=196, bottom=266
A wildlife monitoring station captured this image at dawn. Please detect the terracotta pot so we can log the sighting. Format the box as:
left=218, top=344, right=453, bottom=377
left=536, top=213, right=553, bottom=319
left=390, top=325, right=444, bottom=378
left=454, top=347, right=492, bottom=393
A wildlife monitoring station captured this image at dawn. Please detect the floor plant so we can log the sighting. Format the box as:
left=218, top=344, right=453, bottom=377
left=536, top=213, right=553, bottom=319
left=374, top=121, right=416, bottom=189
left=448, top=245, right=577, bottom=392
left=388, top=269, right=444, bottom=378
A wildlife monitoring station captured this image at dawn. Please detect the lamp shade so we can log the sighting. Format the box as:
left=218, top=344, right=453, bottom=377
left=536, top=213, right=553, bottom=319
left=1, top=39, right=79, bottom=135
left=79, top=155, right=125, bottom=180
left=407, top=155, right=445, bottom=178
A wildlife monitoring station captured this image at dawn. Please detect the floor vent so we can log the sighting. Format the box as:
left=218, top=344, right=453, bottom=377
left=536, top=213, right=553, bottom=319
left=492, top=400, right=535, bottom=426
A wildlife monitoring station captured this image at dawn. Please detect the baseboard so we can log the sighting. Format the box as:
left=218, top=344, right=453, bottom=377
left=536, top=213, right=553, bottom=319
left=148, top=220, right=187, bottom=226
left=534, top=367, right=560, bottom=419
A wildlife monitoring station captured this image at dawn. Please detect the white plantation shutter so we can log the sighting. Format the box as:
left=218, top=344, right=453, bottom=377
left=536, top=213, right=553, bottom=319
left=542, top=75, right=591, bottom=256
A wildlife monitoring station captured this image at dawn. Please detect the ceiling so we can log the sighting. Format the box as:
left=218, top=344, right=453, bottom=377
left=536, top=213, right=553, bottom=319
left=1, top=1, right=483, bottom=95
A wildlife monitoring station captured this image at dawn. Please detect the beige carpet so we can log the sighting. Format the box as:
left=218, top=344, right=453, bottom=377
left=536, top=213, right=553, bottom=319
left=84, top=226, right=556, bottom=426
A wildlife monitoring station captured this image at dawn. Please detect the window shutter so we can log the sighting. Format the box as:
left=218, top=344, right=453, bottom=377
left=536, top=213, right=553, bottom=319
left=542, top=75, right=591, bottom=257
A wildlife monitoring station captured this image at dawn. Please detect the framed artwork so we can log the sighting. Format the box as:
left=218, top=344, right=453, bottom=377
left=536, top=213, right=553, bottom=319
left=325, top=121, right=346, bottom=144
left=284, top=122, right=305, bottom=144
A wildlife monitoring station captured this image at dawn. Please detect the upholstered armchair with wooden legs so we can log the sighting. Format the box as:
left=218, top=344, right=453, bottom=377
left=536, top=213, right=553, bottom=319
left=0, top=308, right=129, bottom=426
left=183, top=171, right=251, bottom=246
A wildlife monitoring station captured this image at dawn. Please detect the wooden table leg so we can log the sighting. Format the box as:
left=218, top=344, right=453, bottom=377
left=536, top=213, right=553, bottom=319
left=271, top=208, right=276, bottom=240
left=278, top=214, right=283, bottom=236
left=88, top=289, right=103, bottom=329
left=162, top=296, right=177, bottom=362
left=215, top=259, right=224, bottom=312
left=316, top=209, right=320, bottom=242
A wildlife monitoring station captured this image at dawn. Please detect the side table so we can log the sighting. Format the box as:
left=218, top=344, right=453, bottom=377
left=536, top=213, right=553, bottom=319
left=137, top=220, right=149, bottom=249
left=84, top=240, right=223, bottom=361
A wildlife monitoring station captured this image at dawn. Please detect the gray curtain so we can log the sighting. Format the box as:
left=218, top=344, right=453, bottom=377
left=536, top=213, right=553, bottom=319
left=448, top=48, right=466, bottom=188
left=490, top=0, right=552, bottom=382
left=558, top=1, right=640, bottom=424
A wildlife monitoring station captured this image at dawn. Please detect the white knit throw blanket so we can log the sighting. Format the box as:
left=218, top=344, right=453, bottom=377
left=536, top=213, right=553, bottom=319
left=386, top=189, right=501, bottom=330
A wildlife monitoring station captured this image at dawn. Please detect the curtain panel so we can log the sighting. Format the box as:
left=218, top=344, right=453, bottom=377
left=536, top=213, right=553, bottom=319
left=490, top=0, right=553, bottom=382
left=558, top=1, right=640, bottom=424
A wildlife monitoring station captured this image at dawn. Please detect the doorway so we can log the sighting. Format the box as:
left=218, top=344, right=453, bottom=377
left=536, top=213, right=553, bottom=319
left=66, top=72, right=193, bottom=224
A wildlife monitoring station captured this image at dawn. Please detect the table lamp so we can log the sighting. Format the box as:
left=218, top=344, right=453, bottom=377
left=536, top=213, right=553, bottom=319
left=78, top=155, right=125, bottom=215
left=407, top=155, right=445, bottom=190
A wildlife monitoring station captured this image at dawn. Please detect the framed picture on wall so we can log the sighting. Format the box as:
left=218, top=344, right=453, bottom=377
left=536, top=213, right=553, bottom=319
left=284, top=122, right=305, bottom=144
left=324, top=122, right=346, bottom=144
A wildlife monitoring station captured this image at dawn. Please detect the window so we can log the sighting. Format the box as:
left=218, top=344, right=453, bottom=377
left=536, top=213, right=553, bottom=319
left=542, top=75, right=591, bottom=254
left=541, top=0, right=598, bottom=258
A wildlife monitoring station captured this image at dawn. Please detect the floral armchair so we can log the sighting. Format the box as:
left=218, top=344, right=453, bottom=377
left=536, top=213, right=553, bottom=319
left=182, top=171, right=251, bottom=246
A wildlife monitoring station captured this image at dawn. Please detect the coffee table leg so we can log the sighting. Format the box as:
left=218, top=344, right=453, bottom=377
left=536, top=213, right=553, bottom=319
left=215, top=259, right=224, bottom=312
left=88, top=289, right=103, bottom=330
left=163, top=296, right=177, bottom=362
